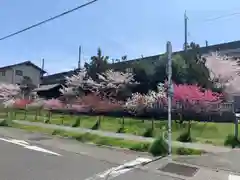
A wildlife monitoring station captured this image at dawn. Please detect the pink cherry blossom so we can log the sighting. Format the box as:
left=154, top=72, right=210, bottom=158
left=44, top=99, right=64, bottom=110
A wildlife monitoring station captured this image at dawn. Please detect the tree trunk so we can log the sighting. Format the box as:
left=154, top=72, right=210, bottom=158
left=35, top=110, right=38, bottom=121
left=24, top=110, right=27, bottom=120
left=122, top=116, right=125, bottom=128
left=187, top=120, right=191, bottom=134
left=151, top=118, right=154, bottom=130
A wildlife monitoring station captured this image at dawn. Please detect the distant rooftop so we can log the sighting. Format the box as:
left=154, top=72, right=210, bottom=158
left=0, top=61, right=46, bottom=73
left=42, top=40, right=240, bottom=85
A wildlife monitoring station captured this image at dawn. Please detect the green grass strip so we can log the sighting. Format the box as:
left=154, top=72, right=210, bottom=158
left=11, top=122, right=204, bottom=156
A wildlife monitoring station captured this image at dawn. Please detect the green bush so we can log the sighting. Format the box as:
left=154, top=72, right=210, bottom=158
left=224, top=134, right=240, bottom=148
left=44, top=119, right=50, bottom=124
left=149, top=136, right=168, bottom=156
left=176, top=147, right=203, bottom=155
left=52, top=129, right=62, bottom=135
left=91, top=120, right=100, bottom=130
left=72, top=117, right=81, bottom=127
left=75, top=133, right=96, bottom=143
left=142, top=128, right=154, bottom=137
left=95, top=137, right=110, bottom=146
left=117, top=127, right=126, bottom=133
left=177, top=131, right=192, bottom=142
left=130, top=143, right=150, bottom=152
left=0, top=120, right=10, bottom=127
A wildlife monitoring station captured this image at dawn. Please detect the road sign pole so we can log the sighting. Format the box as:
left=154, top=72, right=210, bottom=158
left=167, top=41, right=172, bottom=157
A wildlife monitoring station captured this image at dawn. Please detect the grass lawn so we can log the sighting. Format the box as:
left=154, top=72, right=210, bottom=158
left=10, top=122, right=204, bottom=156
left=1, top=109, right=237, bottom=146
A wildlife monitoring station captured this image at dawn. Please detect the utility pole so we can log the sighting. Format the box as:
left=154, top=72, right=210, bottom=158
left=78, top=45, right=81, bottom=69
left=41, top=58, right=45, bottom=74
left=39, top=58, right=45, bottom=88
left=184, top=11, right=188, bottom=51
left=167, top=41, right=173, bottom=157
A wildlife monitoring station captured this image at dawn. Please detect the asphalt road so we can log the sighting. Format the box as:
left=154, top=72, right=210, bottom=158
left=0, top=139, right=114, bottom=180
left=0, top=127, right=235, bottom=180
left=0, top=135, right=182, bottom=180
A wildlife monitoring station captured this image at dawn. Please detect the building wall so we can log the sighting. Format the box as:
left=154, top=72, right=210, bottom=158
left=0, top=64, right=41, bottom=86
left=202, top=48, right=240, bottom=57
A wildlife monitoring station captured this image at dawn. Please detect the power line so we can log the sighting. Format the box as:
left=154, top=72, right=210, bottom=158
left=190, top=11, right=240, bottom=27
left=0, top=0, right=98, bottom=41
left=185, top=11, right=240, bottom=46
left=203, top=12, right=240, bottom=22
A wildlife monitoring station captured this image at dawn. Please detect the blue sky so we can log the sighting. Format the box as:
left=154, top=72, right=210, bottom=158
left=1, top=0, right=240, bottom=75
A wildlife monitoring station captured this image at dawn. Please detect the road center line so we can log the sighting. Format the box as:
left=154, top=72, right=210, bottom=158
left=0, top=137, right=61, bottom=156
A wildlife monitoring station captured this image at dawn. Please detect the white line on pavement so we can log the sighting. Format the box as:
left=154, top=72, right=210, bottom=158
left=229, top=174, right=240, bottom=180
left=0, top=137, right=61, bottom=156
left=85, top=157, right=152, bottom=180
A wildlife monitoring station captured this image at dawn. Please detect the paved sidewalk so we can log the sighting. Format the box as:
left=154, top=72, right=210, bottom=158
left=13, top=120, right=231, bottom=154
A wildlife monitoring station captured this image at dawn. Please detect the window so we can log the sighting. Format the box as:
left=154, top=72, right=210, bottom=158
left=15, top=70, right=23, bottom=76
left=126, top=68, right=133, bottom=73
left=0, top=70, right=6, bottom=76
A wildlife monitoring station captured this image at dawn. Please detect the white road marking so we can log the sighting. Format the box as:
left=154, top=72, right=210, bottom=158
left=229, top=174, right=240, bottom=180
left=25, top=145, right=61, bottom=156
left=85, top=157, right=152, bottom=180
left=0, top=137, right=61, bottom=156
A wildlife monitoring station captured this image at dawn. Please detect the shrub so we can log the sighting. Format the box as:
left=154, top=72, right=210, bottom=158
left=142, top=127, right=154, bottom=137
left=52, top=129, right=62, bottom=135
left=72, top=117, right=81, bottom=127
left=149, top=136, right=168, bottom=156
left=176, top=147, right=203, bottom=155
left=177, top=131, right=192, bottom=142
left=117, top=127, right=126, bottom=133
left=44, top=119, right=50, bottom=124
left=224, top=134, right=240, bottom=148
left=91, top=120, right=100, bottom=130
left=0, top=120, right=10, bottom=127
left=75, top=133, right=96, bottom=142
left=95, top=137, right=112, bottom=146
left=130, top=143, right=150, bottom=152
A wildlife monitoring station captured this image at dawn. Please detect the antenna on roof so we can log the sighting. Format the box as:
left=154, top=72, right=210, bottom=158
left=205, top=40, right=208, bottom=47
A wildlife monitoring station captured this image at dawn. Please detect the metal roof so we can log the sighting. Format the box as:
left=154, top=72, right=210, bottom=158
left=32, top=83, right=61, bottom=92
left=0, top=61, right=46, bottom=73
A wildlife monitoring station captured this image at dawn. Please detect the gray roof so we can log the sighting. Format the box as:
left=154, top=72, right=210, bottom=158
left=32, top=83, right=60, bottom=92
left=0, top=61, right=46, bottom=73
left=41, top=69, right=80, bottom=85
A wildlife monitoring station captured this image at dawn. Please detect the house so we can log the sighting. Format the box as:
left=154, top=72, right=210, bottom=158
left=0, top=61, right=46, bottom=87
left=34, top=69, right=79, bottom=99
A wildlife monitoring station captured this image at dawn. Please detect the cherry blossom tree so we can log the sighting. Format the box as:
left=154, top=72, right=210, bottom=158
left=43, top=99, right=64, bottom=110
left=0, top=83, right=21, bottom=109
left=26, top=98, right=45, bottom=110
left=0, top=83, right=20, bottom=101
left=125, top=83, right=221, bottom=118
left=13, top=99, right=32, bottom=109
left=205, top=52, right=240, bottom=96
left=60, top=69, right=98, bottom=96
left=93, top=69, right=138, bottom=101
left=61, top=68, right=137, bottom=102
left=75, top=94, right=122, bottom=113
left=172, top=84, right=221, bottom=111
left=0, top=83, right=21, bottom=121
left=125, top=83, right=167, bottom=125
